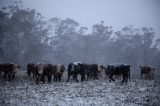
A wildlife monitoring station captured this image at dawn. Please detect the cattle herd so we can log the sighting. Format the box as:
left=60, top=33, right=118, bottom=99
left=0, top=62, right=155, bottom=84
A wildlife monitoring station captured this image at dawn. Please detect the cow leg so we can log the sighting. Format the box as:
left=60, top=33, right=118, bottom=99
left=93, top=74, right=95, bottom=80
left=96, top=74, right=98, bottom=80
left=54, top=75, right=58, bottom=82
left=73, top=75, right=75, bottom=80
left=81, top=73, right=85, bottom=82
left=12, top=74, right=15, bottom=80
left=123, top=73, right=127, bottom=83
left=66, top=74, right=70, bottom=82
left=3, top=72, right=7, bottom=80
left=53, top=75, right=55, bottom=81
left=87, top=73, right=90, bottom=81
left=8, top=72, right=13, bottom=81
left=146, top=74, right=148, bottom=79
left=148, top=73, right=150, bottom=79
left=42, top=75, right=45, bottom=84
left=55, top=76, right=57, bottom=81
left=115, top=75, right=117, bottom=79
left=75, top=74, right=79, bottom=82
left=36, top=79, right=38, bottom=84
left=27, top=71, right=31, bottom=78
left=81, top=76, right=83, bottom=82
left=151, top=72, right=154, bottom=80
left=122, top=74, right=126, bottom=83
left=109, top=75, right=115, bottom=82
left=94, top=74, right=98, bottom=80
left=47, top=75, right=52, bottom=83
left=83, top=76, right=85, bottom=81
left=58, top=75, right=61, bottom=81
left=33, top=73, right=35, bottom=78
left=60, top=74, right=62, bottom=81
left=125, top=74, right=128, bottom=83
left=109, top=75, right=111, bottom=82
left=91, top=74, right=93, bottom=80
left=141, top=73, right=143, bottom=79
left=36, top=76, right=39, bottom=84
left=128, top=74, right=130, bottom=81
left=81, top=75, right=84, bottom=82
left=8, top=74, right=11, bottom=81
left=127, top=74, right=129, bottom=82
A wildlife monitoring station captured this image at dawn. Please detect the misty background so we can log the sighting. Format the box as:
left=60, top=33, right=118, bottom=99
left=0, top=0, right=160, bottom=75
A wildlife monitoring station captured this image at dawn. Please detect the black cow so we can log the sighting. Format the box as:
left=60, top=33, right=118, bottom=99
left=77, top=63, right=86, bottom=82
left=140, top=65, right=155, bottom=79
left=0, top=63, right=20, bottom=81
left=35, top=63, right=53, bottom=84
left=66, top=62, right=86, bottom=82
left=66, top=62, right=79, bottom=82
left=27, top=63, right=36, bottom=78
left=53, top=64, right=65, bottom=81
left=106, top=64, right=131, bottom=83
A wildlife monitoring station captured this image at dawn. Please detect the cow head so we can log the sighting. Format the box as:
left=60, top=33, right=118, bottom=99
left=61, top=65, right=65, bottom=72
left=12, top=64, right=19, bottom=73
left=37, top=63, right=44, bottom=75
left=56, top=64, right=61, bottom=72
left=97, top=64, right=102, bottom=73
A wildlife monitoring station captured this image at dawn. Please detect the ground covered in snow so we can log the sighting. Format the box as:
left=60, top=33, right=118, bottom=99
left=0, top=71, right=160, bottom=106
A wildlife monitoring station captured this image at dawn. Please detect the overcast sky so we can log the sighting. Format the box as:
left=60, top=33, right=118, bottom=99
left=1, top=0, right=160, bottom=36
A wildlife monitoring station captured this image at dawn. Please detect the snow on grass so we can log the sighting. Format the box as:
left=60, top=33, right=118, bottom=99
left=0, top=71, right=160, bottom=106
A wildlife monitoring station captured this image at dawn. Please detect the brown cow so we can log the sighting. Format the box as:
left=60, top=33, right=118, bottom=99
left=35, top=63, right=53, bottom=84
left=0, top=63, right=20, bottom=81
left=53, top=64, right=65, bottom=81
left=140, top=65, right=155, bottom=79
left=27, top=63, right=36, bottom=78
left=86, top=64, right=103, bottom=80
left=35, top=63, right=45, bottom=84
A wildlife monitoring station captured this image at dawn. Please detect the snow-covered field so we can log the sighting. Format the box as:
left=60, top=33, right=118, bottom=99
left=0, top=71, right=160, bottom=106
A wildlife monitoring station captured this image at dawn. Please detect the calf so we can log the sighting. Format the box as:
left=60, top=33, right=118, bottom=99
left=53, top=64, right=65, bottom=81
left=0, top=63, right=20, bottom=81
left=140, top=65, right=155, bottom=79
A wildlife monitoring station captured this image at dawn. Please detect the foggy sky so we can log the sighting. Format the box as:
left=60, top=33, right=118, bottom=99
left=1, top=0, right=160, bottom=36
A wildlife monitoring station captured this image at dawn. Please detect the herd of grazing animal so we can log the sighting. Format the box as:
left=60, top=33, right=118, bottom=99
left=0, top=62, right=156, bottom=84
left=27, top=63, right=65, bottom=84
